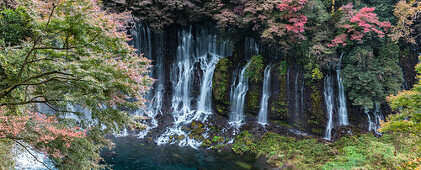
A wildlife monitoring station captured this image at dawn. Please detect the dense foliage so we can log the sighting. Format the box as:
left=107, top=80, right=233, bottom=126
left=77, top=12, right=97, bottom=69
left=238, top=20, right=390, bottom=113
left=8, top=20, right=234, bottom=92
left=233, top=131, right=419, bottom=169
left=342, top=43, right=403, bottom=109
left=0, top=0, right=153, bottom=168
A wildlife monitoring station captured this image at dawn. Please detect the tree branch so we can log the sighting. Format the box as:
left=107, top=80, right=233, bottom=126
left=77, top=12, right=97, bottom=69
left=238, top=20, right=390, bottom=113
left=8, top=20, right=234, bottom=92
left=16, top=1, right=58, bottom=82
left=14, top=140, right=52, bottom=170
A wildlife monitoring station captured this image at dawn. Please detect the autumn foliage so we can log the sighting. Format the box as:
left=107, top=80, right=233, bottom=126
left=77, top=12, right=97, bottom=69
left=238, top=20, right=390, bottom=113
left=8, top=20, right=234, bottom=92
left=0, top=106, right=86, bottom=158
left=329, top=3, right=391, bottom=47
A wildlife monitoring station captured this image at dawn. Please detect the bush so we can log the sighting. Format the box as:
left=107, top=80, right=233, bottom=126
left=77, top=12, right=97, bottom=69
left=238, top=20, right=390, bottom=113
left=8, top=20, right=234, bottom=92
left=0, top=7, right=32, bottom=45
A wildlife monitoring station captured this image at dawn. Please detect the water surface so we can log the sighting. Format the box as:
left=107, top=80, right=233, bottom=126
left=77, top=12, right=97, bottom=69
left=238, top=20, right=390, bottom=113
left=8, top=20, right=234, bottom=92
left=102, top=137, right=265, bottom=170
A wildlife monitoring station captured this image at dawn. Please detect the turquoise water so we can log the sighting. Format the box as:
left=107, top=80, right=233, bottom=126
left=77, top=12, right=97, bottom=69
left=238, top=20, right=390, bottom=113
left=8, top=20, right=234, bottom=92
left=102, top=137, right=265, bottom=170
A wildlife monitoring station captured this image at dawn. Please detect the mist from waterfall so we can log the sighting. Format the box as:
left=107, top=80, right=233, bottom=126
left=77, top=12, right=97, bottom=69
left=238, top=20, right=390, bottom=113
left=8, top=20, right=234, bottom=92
left=258, top=65, right=272, bottom=125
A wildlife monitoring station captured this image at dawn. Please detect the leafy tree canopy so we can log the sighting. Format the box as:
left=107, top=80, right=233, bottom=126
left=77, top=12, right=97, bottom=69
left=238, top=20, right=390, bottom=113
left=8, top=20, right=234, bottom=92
left=0, top=0, right=153, bottom=168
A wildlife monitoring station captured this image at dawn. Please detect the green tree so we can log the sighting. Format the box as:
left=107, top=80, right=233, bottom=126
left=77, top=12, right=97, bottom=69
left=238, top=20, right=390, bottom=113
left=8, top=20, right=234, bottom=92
left=0, top=0, right=153, bottom=168
left=342, top=43, right=403, bottom=109
left=380, top=55, right=420, bottom=134
left=380, top=55, right=421, bottom=169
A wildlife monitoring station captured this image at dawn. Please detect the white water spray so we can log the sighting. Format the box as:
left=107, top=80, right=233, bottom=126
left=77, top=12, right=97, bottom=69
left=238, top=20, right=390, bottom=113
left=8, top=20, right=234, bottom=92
left=257, top=65, right=272, bottom=125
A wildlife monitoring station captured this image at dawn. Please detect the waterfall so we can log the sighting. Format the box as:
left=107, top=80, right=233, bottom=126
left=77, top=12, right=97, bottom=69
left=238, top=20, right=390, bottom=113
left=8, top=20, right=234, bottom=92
left=13, top=142, right=56, bottom=170
left=228, top=37, right=258, bottom=129
left=286, top=66, right=305, bottom=127
left=257, top=65, right=272, bottom=125
left=155, top=25, right=232, bottom=148
left=229, top=63, right=250, bottom=128
left=337, top=53, right=348, bottom=125
left=366, top=102, right=383, bottom=133
left=244, top=37, right=259, bottom=57
left=138, top=33, right=165, bottom=138
left=324, top=75, right=335, bottom=140
left=324, top=53, right=349, bottom=140
left=365, top=107, right=373, bottom=131
left=197, top=54, right=219, bottom=113
left=129, top=23, right=166, bottom=138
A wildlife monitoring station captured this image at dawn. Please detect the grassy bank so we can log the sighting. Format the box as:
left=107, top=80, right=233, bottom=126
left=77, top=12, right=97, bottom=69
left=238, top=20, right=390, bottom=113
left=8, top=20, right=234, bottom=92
left=232, top=131, right=420, bottom=169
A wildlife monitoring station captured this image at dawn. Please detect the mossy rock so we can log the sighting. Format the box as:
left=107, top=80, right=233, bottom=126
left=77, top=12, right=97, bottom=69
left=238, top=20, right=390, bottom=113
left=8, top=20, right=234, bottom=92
left=269, top=62, right=289, bottom=121
left=245, top=85, right=262, bottom=115
left=307, top=81, right=325, bottom=135
left=212, top=58, right=232, bottom=117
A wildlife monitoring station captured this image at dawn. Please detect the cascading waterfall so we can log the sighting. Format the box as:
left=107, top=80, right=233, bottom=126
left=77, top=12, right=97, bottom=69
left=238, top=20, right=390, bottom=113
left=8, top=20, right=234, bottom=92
left=228, top=37, right=258, bottom=128
left=138, top=33, right=165, bottom=138
left=324, top=53, right=349, bottom=140
left=155, top=25, right=232, bottom=148
left=366, top=102, right=383, bottom=133
left=373, top=103, right=383, bottom=133
left=245, top=37, right=259, bottom=57
left=13, top=142, right=55, bottom=170
left=229, top=63, right=250, bottom=128
left=131, top=23, right=152, bottom=57
left=337, top=53, right=348, bottom=125
left=128, top=23, right=166, bottom=137
left=324, top=75, right=335, bottom=140
left=257, top=65, right=272, bottom=125
left=364, top=106, right=373, bottom=131
left=197, top=54, right=219, bottom=113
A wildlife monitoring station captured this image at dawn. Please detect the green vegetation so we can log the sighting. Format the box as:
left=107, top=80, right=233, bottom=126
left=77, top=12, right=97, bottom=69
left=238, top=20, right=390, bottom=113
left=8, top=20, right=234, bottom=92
left=245, top=87, right=261, bottom=114
left=0, top=1, right=153, bottom=168
left=212, top=58, right=231, bottom=116
left=0, top=7, right=32, bottom=45
left=0, top=139, right=14, bottom=169
left=379, top=56, right=421, bottom=168
left=232, top=131, right=419, bottom=169
left=246, top=55, right=264, bottom=83
left=342, top=43, right=403, bottom=109
left=270, top=62, right=288, bottom=122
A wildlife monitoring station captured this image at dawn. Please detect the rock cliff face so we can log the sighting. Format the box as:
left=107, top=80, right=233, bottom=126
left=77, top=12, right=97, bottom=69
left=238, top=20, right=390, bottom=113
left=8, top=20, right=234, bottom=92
left=111, top=0, right=419, bottom=143
left=128, top=22, right=418, bottom=143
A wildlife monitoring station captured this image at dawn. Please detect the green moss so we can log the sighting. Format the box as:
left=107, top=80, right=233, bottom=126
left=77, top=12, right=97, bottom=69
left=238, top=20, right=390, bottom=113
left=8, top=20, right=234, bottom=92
left=212, top=58, right=231, bottom=116
left=270, top=62, right=288, bottom=121
left=0, top=139, right=14, bottom=169
left=232, top=131, right=256, bottom=155
left=278, top=60, right=287, bottom=78
left=246, top=87, right=261, bottom=113
left=246, top=55, right=265, bottom=83
left=307, top=83, right=325, bottom=133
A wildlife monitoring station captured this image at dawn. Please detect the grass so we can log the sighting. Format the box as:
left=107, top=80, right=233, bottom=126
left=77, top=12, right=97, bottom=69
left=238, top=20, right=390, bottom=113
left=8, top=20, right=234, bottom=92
left=232, top=131, right=420, bottom=169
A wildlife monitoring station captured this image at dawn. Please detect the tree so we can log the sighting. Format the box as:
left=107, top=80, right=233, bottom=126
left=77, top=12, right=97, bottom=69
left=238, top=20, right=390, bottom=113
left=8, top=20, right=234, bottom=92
left=0, top=0, right=153, bottom=168
left=211, top=0, right=308, bottom=47
left=380, top=55, right=421, bottom=169
left=390, top=0, right=421, bottom=44
left=342, top=43, right=403, bottom=109
left=329, top=3, right=391, bottom=47
left=380, top=55, right=420, bottom=134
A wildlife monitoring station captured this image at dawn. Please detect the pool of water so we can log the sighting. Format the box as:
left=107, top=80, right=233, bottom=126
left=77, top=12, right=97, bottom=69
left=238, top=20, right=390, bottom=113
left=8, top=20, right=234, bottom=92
left=102, top=137, right=267, bottom=170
